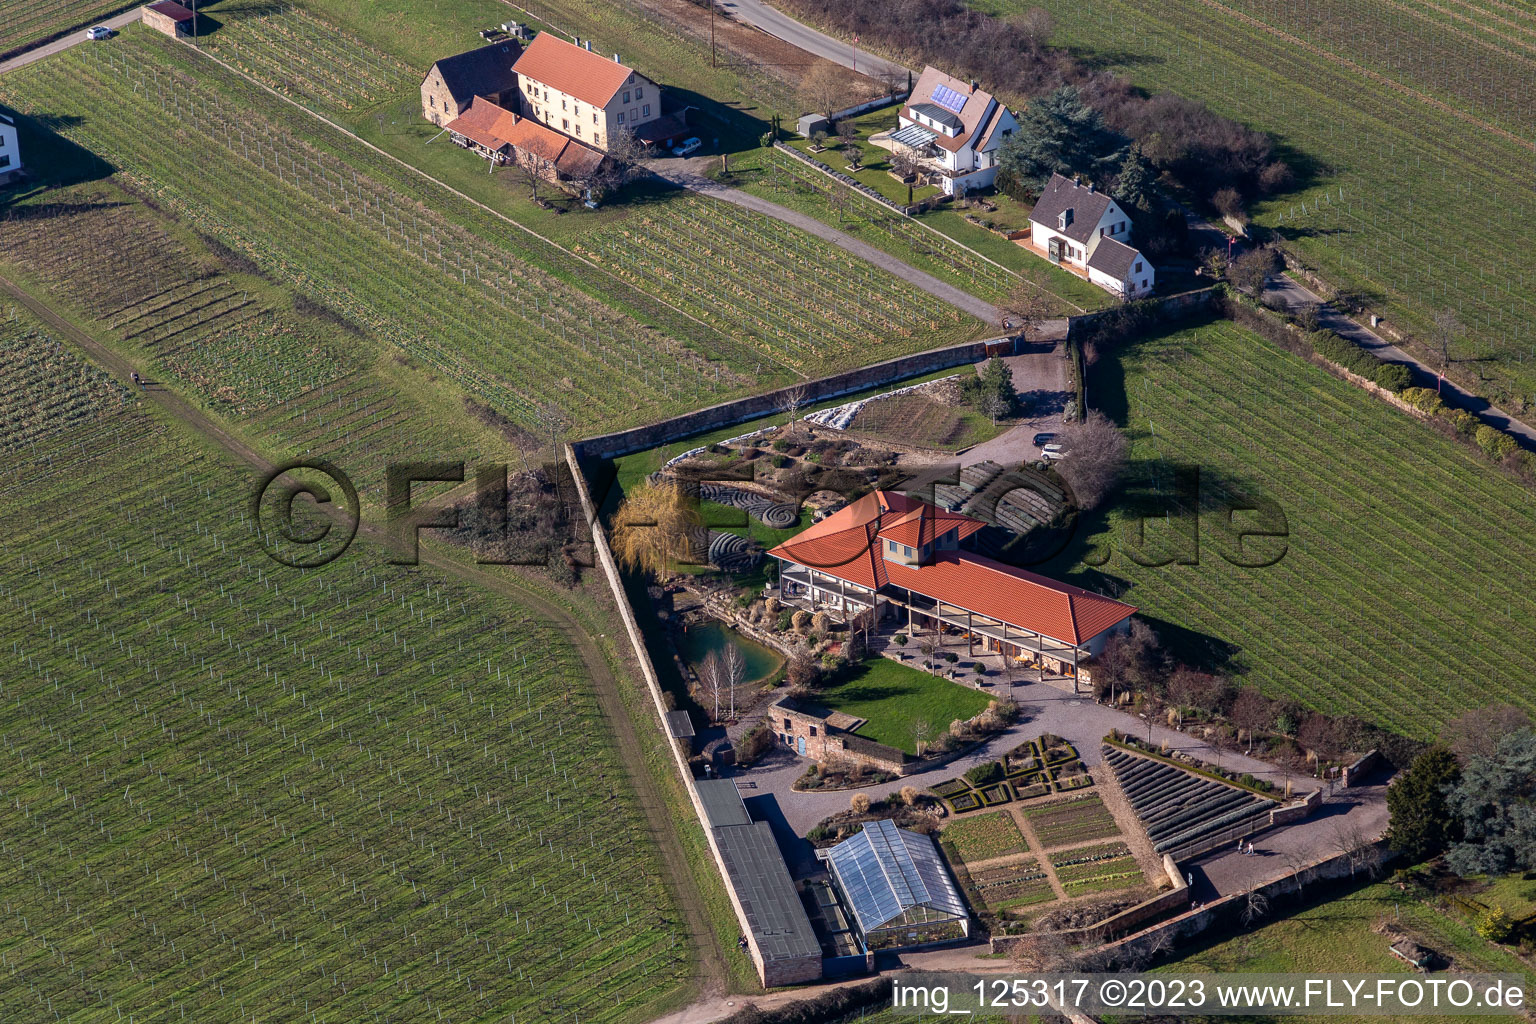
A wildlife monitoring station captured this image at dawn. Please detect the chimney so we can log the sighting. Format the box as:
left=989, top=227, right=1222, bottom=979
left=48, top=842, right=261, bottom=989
left=613, top=52, right=621, bottom=63
left=969, top=78, right=979, bottom=92
left=1073, top=174, right=1081, bottom=185
left=1086, top=181, right=1095, bottom=193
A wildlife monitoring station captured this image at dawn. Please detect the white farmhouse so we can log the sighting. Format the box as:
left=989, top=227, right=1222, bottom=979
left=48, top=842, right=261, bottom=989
left=888, top=66, right=1017, bottom=196
left=0, top=113, right=22, bottom=187
left=1026, top=173, right=1154, bottom=298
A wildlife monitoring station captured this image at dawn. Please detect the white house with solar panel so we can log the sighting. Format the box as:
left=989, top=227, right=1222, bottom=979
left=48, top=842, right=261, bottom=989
left=889, top=66, right=1017, bottom=196
left=820, top=819, right=970, bottom=952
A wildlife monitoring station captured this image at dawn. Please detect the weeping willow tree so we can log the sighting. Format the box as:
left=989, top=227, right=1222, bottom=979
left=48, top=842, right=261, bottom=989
left=610, top=480, right=702, bottom=576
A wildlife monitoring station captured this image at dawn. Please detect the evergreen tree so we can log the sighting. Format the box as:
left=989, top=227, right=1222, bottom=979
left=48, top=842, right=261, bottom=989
left=996, top=87, right=1126, bottom=193
left=1445, top=728, right=1536, bottom=876
left=1112, top=145, right=1157, bottom=216
left=961, top=357, right=1018, bottom=423
left=1385, top=746, right=1463, bottom=863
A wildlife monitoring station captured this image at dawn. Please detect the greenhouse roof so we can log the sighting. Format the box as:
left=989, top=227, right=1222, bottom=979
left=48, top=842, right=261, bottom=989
left=825, top=819, right=967, bottom=934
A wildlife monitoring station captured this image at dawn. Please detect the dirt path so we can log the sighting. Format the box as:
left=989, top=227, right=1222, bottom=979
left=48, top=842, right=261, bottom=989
left=0, top=8, right=140, bottom=74
left=1262, top=272, right=1536, bottom=450
left=0, top=269, right=729, bottom=1006
left=650, top=164, right=1002, bottom=325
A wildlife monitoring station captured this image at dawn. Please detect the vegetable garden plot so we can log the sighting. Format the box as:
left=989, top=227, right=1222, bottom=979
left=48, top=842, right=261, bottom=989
left=1048, top=843, right=1145, bottom=896
left=941, top=810, right=1027, bottom=864
left=0, top=313, right=688, bottom=1023
left=1021, top=795, right=1121, bottom=848
left=967, top=858, right=1054, bottom=911
left=1057, top=321, right=1536, bottom=735
left=0, top=31, right=753, bottom=429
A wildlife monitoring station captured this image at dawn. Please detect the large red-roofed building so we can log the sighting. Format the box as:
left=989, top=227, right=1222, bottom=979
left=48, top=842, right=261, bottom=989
left=768, top=491, right=1135, bottom=685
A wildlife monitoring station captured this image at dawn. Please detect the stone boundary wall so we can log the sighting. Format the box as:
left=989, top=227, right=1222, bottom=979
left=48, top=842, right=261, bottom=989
left=826, top=93, right=908, bottom=123
left=570, top=337, right=1015, bottom=461
left=563, top=443, right=818, bottom=988
left=1343, top=749, right=1383, bottom=788
left=1066, top=287, right=1218, bottom=339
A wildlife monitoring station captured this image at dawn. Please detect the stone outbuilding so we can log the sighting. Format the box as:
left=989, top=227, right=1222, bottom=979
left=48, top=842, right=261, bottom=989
left=420, top=41, right=523, bottom=126
left=143, top=0, right=195, bottom=37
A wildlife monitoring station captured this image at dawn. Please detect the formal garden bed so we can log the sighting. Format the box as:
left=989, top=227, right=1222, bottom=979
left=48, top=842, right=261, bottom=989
left=1049, top=843, right=1147, bottom=897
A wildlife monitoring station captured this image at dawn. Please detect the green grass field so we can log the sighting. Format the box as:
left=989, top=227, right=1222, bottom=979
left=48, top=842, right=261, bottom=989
left=1043, top=319, right=1536, bottom=736
left=0, top=305, right=691, bottom=1022
left=972, top=0, right=1536, bottom=413
left=817, top=659, right=993, bottom=753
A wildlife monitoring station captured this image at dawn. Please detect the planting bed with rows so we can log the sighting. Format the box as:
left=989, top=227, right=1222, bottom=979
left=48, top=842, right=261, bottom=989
left=1053, top=321, right=1536, bottom=734
left=968, top=858, right=1054, bottom=912
left=0, top=311, right=137, bottom=456
left=1021, top=794, right=1121, bottom=848
left=0, top=314, right=689, bottom=1022
left=1049, top=843, right=1145, bottom=896
left=1104, top=747, right=1274, bottom=858
left=940, top=810, right=1027, bottom=865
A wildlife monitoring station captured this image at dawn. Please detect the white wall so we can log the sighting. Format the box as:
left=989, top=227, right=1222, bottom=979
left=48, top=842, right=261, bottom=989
left=0, top=120, right=20, bottom=178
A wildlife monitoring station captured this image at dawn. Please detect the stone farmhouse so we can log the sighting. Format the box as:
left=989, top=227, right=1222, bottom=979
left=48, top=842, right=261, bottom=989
left=767, top=490, right=1136, bottom=684
left=0, top=112, right=22, bottom=187
left=421, top=41, right=523, bottom=126
left=887, top=66, right=1018, bottom=196
left=1026, top=173, right=1156, bottom=298
left=511, top=32, right=686, bottom=152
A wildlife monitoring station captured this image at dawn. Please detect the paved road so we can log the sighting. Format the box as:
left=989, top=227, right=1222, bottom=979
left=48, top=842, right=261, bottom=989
left=0, top=9, right=141, bottom=74
left=717, top=0, right=908, bottom=81
left=653, top=163, right=1002, bottom=324
left=1263, top=273, right=1536, bottom=450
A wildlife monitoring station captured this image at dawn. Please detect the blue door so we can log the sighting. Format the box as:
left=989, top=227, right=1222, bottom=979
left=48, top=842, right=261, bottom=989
left=797, top=736, right=806, bottom=756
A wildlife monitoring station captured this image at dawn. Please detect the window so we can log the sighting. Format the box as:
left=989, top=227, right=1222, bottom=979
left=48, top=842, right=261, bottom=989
left=430, top=96, right=436, bottom=109
left=623, top=90, right=630, bottom=103
left=542, top=89, right=549, bottom=100
left=642, top=104, right=650, bottom=117
left=809, top=726, right=817, bottom=737
left=561, top=98, right=567, bottom=111
left=903, top=545, right=913, bottom=557
left=593, top=112, right=599, bottom=124
left=1134, top=261, right=1143, bottom=272
left=562, top=118, right=569, bottom=130
left=616, top=112, right=625, bottom=124
left=594, top=134, right=602, bottom=146
left=784, top=718, right=791, bottom=730
left=629, top=108, right=638, bottom=122
left=636, top=86, right=643, bottom=99
left=575, top=125, right=581, bottom=136
left=1100, top=227, right=1106, bottom=237
left=0, top=155, right=8, bottom=169
left=887, top=540, right=896, bottom=552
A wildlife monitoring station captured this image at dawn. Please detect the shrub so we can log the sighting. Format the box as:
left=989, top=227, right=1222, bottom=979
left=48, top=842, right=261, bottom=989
left=965, top=760, right=1004, bottom=787
left=850, top=793, right=871, bottom=814
left=1372, top=363, right=1413, bottom=392
left=1475, top=425, right=1519, bottom=462
left=893, top=633, right=908, bottom=646
left=738, top=724, right=774, bottom=765
left=1401, top=387, right=1446, bottom=416
left=1478, top=907, right=1515, bottom=943
left=776, top=611, right=794, bottom=632
left=1447, top=410, right=1480, bottom=436
left=787, top=655, right=821, bottom=691
left=810, top=611, right=832, bottom=634
left=791, top=610, right=811, bottom=632
left=900, top=785, right=920, bottom=806
left=772, top=439, right=790, bottom=452
left=772, top=455, right=789, bottom=469
left=945, top=652, right=959, bottom=664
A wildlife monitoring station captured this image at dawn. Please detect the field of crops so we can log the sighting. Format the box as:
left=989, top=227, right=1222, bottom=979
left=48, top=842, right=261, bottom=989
left=941, top=810, right=1028, bottom=865
left=0, top=0, right=131, bottom=57
left=0, top=314, right=690, bottom=1022
left=0, top=308, right=137, bottom=456
left=967, top=858, right=1055, bottom=913
left=198, top=1, right=414, bottom=118
left=0, top=30, right=751, bottom=429
left=1021, top=795, right=1120, bottom=848
left=1055, top=320, right=1536, bottom=736
left=974, top=0, right=1536, bottom=410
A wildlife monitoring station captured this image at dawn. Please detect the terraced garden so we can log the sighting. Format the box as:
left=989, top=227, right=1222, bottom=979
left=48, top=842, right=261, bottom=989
left=0, top=311, right=690, bottom=1023
left=1051, top=320, right=1536, bottom=735
left=976, top=0, right=1536, bottom=410
left=1105, top=746, right=1275, bottom=859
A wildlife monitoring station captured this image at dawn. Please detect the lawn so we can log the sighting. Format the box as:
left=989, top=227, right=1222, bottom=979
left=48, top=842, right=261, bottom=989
left=941, top=810, right=1028, bottom=864
left=0, top=307, right=691, bottom=1023
left=1042, top=318, right=1536, bottom=737
left=971, top=0, right=1536, bottom=415
left=1130, top=882, right=1534, bottom=1024
left=817, top=658, right=993, bottom=753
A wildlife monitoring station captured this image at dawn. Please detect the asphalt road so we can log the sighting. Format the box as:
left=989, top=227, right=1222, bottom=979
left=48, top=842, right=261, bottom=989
left=717, top=0, right=909, bottom=82
left=1262, top=273, right=1536, bottom=449
left=0, top=9, right=141, bottom=74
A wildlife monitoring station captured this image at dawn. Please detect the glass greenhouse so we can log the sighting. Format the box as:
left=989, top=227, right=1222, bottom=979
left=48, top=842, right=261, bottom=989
left=823, top=819, right=970, bottom=951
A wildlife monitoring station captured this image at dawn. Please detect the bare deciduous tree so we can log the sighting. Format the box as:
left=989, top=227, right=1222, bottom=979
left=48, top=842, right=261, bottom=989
left=1000, top=279, right=1055, bottom=339
left=699, top=649, right=725, bottom=721
left=723, top=642, right=746, bottom=719
left=1442, top=702, right=1533, bottom=761
left=778, top=384, right=809, bottom=436
left=1240, top=889, right=1270, bottom=927
left=1007, top=7, right=1054, bottom=52
left=1054, top=409, right=1128, bottom=509
left=800, top=62, right=847, bottom=121
left=911, top=717, right=932, bottom=756
left=1430, top=309, right=1461, bottom=373
left=511, top=150, right=554, bottom=202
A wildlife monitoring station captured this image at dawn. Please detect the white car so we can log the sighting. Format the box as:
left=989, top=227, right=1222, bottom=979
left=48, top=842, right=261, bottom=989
left=85, top=25, right=112, bottom=40
left=671, top=137, right=702, bottom=157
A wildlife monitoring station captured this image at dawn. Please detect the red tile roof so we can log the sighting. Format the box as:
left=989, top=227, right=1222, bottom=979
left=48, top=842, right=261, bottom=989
left=446, top=97, right=606, bottom=177
left=769, top=493, right=1135, bottom=646
left=147, top=0, right=195, bottom=21
left=512, top=32, right=637, bottom=108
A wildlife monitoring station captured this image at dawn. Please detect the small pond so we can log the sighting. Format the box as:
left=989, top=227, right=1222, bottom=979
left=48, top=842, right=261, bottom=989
left=677, top=620, right=784, bottom=684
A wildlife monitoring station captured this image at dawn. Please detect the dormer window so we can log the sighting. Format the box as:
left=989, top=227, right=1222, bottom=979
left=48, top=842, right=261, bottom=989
left=1058, top=209, right=1073, bottom=231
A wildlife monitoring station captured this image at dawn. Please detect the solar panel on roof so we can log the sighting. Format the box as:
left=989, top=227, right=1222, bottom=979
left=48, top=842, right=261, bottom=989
left=931, top=83, right=968, bottom=115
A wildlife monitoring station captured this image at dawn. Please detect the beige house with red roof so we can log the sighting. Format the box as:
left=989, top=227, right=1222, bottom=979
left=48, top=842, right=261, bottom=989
left=512, top=33, right=683, bottom=152
left=889, top=66, right=1018, bottom=196
left=768, top=491, right=1135, bottom=687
